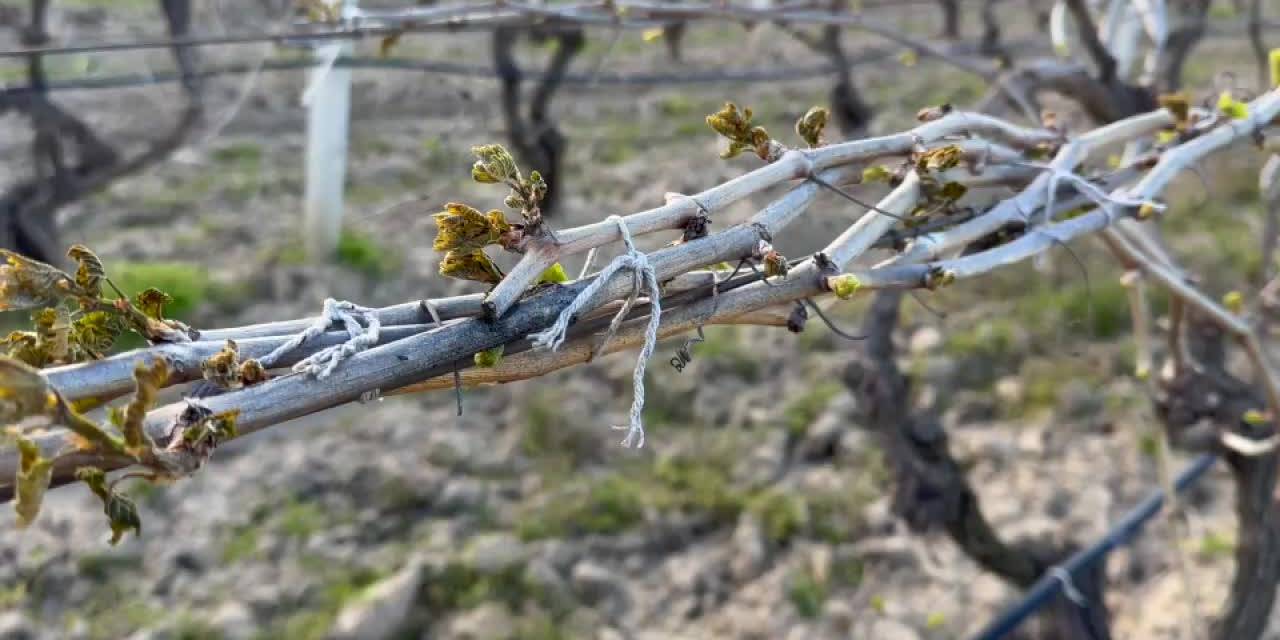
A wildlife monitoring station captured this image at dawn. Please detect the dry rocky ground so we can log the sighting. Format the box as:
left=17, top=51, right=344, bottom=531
left=0, top=2, right=1279, bottom=639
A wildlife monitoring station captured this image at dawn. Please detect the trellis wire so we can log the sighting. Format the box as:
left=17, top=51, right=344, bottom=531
left=974, top=453, right=1217, bottom=640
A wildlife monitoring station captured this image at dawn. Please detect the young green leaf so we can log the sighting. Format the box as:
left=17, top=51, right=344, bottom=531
left=795, top=106, right=829, bottom=148
left=76, top=467, right=141, bottom=545
left=538, top=263, right=570, bottom=285
left=122, top=360, right=166, bottom=456
left=474, top=345, right=505, bottom=368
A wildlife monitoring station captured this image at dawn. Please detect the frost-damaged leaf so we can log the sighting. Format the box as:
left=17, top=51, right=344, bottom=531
left=0, top=357, right=57, bottom=424
left=0, top=250, right=75, bottom=311
left=32, top=308, right=70, bottom=363
left=199, top=341, right=266, bottom=390
left=915, top=145, right=963, bottom=173
left=201, top=340, right=240, bottom=389
left=1157, top=93, right=1190, bottom=130
left=132, top=288, right=172, bottom=321
left=71, top=310, right=124, bottom=356
left=76, top=467, right=141, bottom=545
left=379, top=31, right=403, bottom=58
left=149, top=401, right=239, bottom=476
left=134, top=314, right=194, bottom=344
left=439, top=250, right=505, bottom=285
left=123, top=359, right=166, bottom=456
left=0, top=331, right=42, bottom=367
left=936, top=182, right=968, bottom=202
left=13, top=436, right=52, bottom=528
left=433, top=203, right=512, bottom=252
left=66, top=245, right=105, bottom=299
left=795, top=106, right=829, bottom=148
left=0, top=356, right=125, bottom=455
left=239, top=359, right=267, bottom=387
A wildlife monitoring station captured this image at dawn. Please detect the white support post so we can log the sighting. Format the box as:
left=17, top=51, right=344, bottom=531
left=303, top=0, right=357, bottom=261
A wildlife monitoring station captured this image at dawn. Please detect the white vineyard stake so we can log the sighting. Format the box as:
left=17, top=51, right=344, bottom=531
left=303, top=0, right=358, bottom=261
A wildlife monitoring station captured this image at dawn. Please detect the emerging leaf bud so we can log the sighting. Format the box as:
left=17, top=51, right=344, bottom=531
left=795, top=106, right=829, bottom=148
left=828, top=274, right=862, bottom=300
left=470, top=144, right=520, bottom=184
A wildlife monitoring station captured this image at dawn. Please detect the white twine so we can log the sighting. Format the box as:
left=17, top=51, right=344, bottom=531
left=260, top=298, right=381, bottom=379
left=528, top=215, right=661, bottom=448
left=1048, top=566, right=1086, bottom=606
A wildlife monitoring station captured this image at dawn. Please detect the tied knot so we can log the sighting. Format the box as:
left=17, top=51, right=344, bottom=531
left=528, top=215, right=661, bottom=448
left=260, top=298, right=380, bottom=379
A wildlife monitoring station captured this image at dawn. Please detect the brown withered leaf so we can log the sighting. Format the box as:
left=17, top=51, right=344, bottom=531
left=439, top=249, right=505, bottom=285
left=14, top=436, right=53, bottom=528
left=0, top=251, right=76, bottom=312
left=433, top=203, right=512, bottom=253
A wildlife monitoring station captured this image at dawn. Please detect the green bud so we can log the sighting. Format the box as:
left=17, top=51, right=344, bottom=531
left=829, top=274, right=861, bottom=300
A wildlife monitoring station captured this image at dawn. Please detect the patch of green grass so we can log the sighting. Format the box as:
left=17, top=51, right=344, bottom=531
left=420, top=137, right=464, bottom=174
left=173, top=616, right=224, bottom=640
left=782, top=382, right=841, bottom=438
left=222, top=526, right=261, bottom=563
left=77, top=551, right=144, bottom=582
left=657, top=94, right=699, bottom=117
left=1020, top=277, right=1133, bottom=340
left=354, top=137, right=396, bottom=157
left=831, top=555, right=865, bottom=589
left=513, top=612, right=571, bottom=640
left=749, top=491, right=809, bottom=544
left=336, top=229, right=399, bottom=277
left=689, top=327, right=760, bottom=379
left=110, top=261, right=210, bottom=321
left=344, top=182, right=389, bottom=207
left=521, top=444, right=751, bottom=540
left=809, top=489, right=873, bottom=544
left=81, top=596, right=165, bottom=640
left=786, top=568, right=828, bottom=618
left=517, top=475, right=647, bottom=540
left=421, top=563, right=531, bottom=613
left=255, top=564, right=385, bottom=640
left=0, top=582, right=25, bottom=609
left=943, top=317, right=1022, bottom=361
left=520, top=391, right=599, bottom=470
left=278, top=500, right=326, bottom=538
left=212, top=142, right=263, bottom=169
left=1196, top=531, right=1236, bottom=560
left=652, top=455, right=744, bottom=525
left=262, top=610, right=333, bottom=640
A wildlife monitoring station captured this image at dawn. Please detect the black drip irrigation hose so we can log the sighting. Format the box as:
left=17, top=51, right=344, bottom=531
left=972, top=452, right=1218, bottom=640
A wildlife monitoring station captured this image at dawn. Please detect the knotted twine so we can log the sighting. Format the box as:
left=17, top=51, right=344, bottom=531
left=260, top=298, right=381, bottom=379
left=529, top=215, right=660, bottom=448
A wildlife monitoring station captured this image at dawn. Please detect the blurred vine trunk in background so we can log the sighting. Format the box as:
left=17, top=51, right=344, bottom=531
left=0, top=0, right=203, bottom=265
